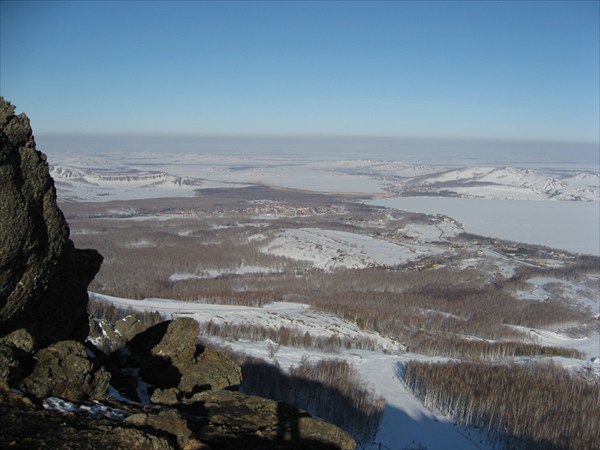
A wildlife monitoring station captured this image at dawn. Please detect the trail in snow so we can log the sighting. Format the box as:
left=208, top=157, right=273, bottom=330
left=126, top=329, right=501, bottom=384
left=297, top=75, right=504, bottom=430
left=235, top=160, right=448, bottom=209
left=355, top=355, right=488, bottom=450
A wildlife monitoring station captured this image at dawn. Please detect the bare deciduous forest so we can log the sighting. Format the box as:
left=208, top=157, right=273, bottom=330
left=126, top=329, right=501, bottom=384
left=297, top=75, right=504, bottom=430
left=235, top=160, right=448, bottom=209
left=403, top=360, right=600, bottom=450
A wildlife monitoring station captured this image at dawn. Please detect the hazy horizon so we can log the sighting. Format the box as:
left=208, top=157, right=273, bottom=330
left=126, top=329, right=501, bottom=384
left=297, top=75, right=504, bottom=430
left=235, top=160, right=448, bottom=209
left=38, top=132, right=600, bottom=171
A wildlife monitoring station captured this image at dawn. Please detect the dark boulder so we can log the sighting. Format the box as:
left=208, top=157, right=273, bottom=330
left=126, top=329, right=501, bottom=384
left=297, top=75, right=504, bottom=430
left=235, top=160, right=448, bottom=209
left=20, top=340, right=111, bottom=402
left=0, top=97, right=102, bottom=348
left=112, top=318, right=241, bottom=401
left=187, top=389, right=356, bottom=450
left=0, top=328, right=35, bottom=387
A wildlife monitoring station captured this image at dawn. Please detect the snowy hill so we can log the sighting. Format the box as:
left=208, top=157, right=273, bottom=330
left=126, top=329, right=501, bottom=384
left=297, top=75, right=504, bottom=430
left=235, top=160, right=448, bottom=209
left=392, top=166, right=599, bottom=201
left=49, top=163, right=206, bottom=201
left=260, top=228, right=447, bottom=270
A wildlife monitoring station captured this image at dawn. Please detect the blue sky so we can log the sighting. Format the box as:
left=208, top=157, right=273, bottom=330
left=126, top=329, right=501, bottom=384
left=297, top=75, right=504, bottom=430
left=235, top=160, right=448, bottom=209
left=1, top=0, right=598, bottom=143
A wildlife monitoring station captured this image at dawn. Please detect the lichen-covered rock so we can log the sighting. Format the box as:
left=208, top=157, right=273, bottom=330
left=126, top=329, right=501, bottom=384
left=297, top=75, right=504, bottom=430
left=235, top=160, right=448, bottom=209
left=114, top=315, right=148, bottom=342
left=188, top=389, right=356, bottom=450
left=150, top=387, right=181, bottom=406
left=20, top=340, right=111, bottom=401
left=0, top=327, right=35, bottom=353
left=0, top=344, right=20, bottom=388
left=125, top=409, right=193, bottom=448
left=0, top=328, right=35, bottom=387
left=113, top=318, right=241, bottom=400
left=0, top=388, right=176, bottom=450
left=0, top=97, right=102, bottom=348
left=89, top=314, right=150, bottom=353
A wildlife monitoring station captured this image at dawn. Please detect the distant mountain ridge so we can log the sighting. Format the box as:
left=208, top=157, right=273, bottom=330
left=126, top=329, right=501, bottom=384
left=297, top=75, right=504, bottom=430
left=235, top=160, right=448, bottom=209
left=48, top=152, right=599, bottom=202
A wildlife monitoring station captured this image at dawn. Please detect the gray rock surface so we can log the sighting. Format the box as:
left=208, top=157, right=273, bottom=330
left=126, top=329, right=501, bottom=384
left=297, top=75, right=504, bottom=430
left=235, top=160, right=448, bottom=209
left=113, top=318, right=241, bottom=399
left=20, top=340, right=111, bottom=401
left=0, top=388, right=176, bottom=450
left=0, top=97, right=102, bottom=348
left=188, top=389, right=356, bottom=450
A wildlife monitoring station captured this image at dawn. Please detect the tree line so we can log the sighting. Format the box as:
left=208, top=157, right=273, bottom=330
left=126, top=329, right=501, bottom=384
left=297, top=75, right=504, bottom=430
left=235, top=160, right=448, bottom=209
left=403, top=360, right=599, bottom=450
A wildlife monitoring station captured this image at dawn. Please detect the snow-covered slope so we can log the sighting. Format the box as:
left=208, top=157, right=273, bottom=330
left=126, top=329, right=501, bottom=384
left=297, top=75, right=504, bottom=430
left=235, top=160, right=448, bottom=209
left=94, top=292, right=597, bottom=449
left=50, top=163, right=207, bottom=201
left=260, top=228, right=446, bottom=270
left=393, top=166, right=599, bottom=201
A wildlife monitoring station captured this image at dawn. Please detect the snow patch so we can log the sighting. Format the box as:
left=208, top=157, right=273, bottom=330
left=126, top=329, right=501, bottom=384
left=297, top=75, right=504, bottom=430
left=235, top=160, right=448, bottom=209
left=43, top=397, right=131, bottom=421
left=261, top=228, right=444, bottom=270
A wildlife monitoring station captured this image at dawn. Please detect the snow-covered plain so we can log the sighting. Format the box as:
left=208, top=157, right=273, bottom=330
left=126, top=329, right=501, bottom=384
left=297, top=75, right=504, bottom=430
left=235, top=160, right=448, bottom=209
left=369, top=197, right=600, bottom=255
left=49, top=154, right=599, bottom=201
left=49, top=152, right=599, bottom=254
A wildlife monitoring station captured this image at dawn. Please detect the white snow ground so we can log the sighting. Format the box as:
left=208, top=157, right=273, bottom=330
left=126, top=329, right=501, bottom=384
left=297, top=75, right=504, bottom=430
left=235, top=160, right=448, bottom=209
left=370, top=196, right=600, bottom=255
left=260, top=228, right=445, bottom=270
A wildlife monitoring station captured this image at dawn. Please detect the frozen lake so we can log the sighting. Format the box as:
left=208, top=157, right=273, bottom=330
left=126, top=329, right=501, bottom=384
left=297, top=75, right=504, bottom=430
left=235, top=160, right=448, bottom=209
left=370, top=197, right=600, bottom=256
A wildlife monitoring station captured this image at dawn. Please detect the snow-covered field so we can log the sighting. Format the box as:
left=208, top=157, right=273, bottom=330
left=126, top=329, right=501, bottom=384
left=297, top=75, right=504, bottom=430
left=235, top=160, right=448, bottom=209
left=49, top=154, right=599, bottom=202
left=260, top=228, right=446, bottom=270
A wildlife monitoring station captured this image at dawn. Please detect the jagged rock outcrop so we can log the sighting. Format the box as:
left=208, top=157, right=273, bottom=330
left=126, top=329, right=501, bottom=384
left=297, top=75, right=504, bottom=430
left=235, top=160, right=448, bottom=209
left=112, top=318, right=242, bottom=402
left=0, top=97, right=102, bottom=348
left=0, top=99, right=355, bottom=450
left=20, top=340, right=111, bottom=402
left=0, top=388, right=176, bottom=450
left=188, top=389, right=356, bottom=450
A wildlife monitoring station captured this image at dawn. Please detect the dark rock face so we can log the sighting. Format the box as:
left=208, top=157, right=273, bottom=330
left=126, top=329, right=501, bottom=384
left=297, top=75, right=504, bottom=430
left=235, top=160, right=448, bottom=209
left=112, top=318, right=242, bottom=402
left=0, top=97, right=102, bottom=348
left=0, top=389, right=176, bottom=450
left=189, top=389, right=356, bottom=450
left=20, top=340, right=111, bottom=402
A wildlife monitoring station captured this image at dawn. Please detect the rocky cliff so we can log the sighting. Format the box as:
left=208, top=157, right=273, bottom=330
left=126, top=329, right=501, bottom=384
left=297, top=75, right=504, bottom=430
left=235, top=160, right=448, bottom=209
left=0, top=97, right=102, bottom=348
left=0, top=98, right=355, bottom=450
